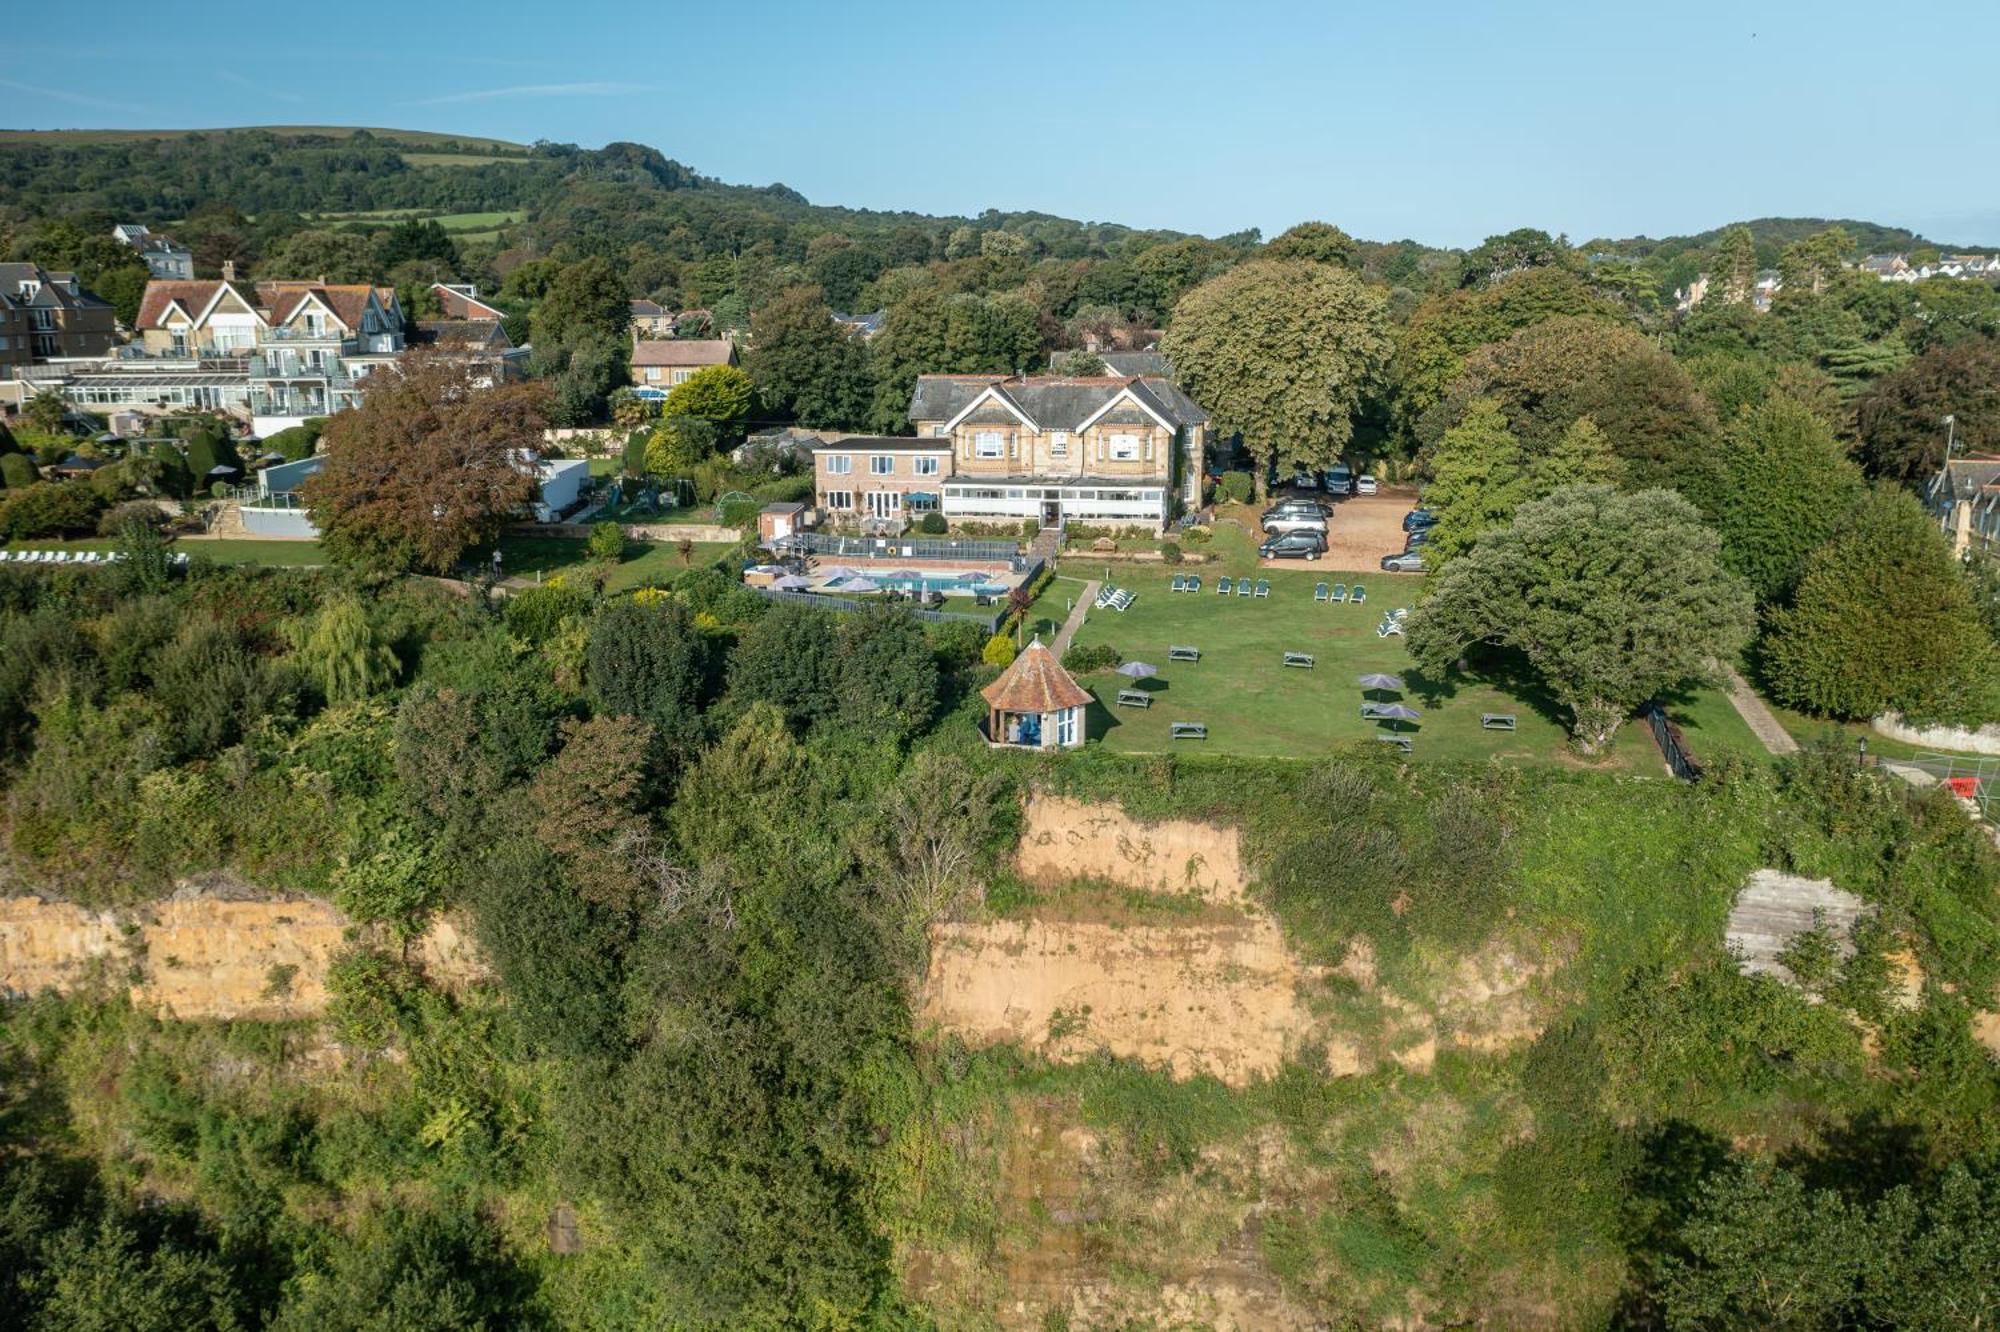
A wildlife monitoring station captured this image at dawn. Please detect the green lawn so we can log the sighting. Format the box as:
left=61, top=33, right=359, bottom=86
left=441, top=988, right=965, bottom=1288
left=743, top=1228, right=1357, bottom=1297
left=496, top=537, right=734, bottom=593
left=1060, top=561, right=1765, bottom=771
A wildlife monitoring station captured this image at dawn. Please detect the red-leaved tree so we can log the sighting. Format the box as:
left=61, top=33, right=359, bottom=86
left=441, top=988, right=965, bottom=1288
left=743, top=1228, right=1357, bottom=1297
left=304, top=349, right=550, bottom=573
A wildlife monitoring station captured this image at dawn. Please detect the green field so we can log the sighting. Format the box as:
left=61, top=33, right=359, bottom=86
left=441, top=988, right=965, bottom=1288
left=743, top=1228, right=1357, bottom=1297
left=1061, top=566, right=1760, bottom=769
left=1039, top=523, right=1766, bottom=771
left=496, top=537, right=733, bottom=593
left=400, top=153, right=523, bottom=169
left=314, top=207, right=523, bottom=231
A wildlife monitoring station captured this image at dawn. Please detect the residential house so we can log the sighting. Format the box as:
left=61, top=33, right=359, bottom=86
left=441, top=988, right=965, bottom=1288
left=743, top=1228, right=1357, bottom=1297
left=0, top=264, right=116, bottom=363
left=1928, top=456, right=2000, bottom=559
left=629, top=338, right=738, bottom=395
left=907, top=373, right=1209, bottom=530
left=980, top=639, right=1089, bottom=750
left=812, top=435, right=953, bottom=525
left=414, top=317, right=523, bottom=387
left=131, top=269, right=406, bottom=433
left=629, top=298, right=675, bottom=338
left=113, top=224, right=195, bottom=280
left=430, top=282, right=507, bottom=321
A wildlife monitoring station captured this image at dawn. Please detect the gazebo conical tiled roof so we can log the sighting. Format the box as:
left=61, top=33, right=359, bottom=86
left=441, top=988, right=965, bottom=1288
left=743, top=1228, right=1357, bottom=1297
left=981, top=640, right=1092, bottom=714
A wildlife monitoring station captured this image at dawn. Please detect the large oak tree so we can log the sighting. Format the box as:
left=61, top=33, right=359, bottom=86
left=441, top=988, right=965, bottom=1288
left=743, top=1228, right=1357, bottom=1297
left=304, top=349, right=549, bottom=573
left=1406, top=484, right=1754, bottom=754
left=1160, top=259, right=1390, bottom=497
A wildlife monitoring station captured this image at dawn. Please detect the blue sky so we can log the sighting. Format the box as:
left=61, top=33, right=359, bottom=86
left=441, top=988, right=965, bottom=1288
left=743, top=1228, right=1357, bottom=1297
left=6, top=0, right=1997, bottom=248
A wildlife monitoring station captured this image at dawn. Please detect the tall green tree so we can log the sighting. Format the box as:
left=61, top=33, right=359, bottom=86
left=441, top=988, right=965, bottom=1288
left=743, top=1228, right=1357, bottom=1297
left=1264, top=221, right=1359, bottom=268
left=1406, top=485, right=1755, bottom=753
left=661, top=365, right=753, bottom=441
left=1710, top=225, right=1759, bottom=306
left=1161, top=259, right=1390, bottom=497
left=1763, top=488, right=1998, bottom=723
left=1711, top=397, right=1864, bottom=602
left=1421, top=398, right=1526, bottom=569
left=587, top=597, right=713, bottom=759
left=1527, top=415, right=1621, bottom=495
left=531, top=255, right=631, bottom=347
left=1422, top=315, right=1721, bottom=498
left=642, top=415, right=717, bottom=477
left=1775, top=226, right=1854, bottom=302
left=1459, top=228, right=1578, bottom=288
left=744, top=286, right=870, bottom=428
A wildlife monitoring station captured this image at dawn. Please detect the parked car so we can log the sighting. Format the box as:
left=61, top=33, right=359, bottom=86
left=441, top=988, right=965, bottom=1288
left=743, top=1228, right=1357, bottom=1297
left=1404, top=529, right=1430, bottom=549
left=1325, top=463, right=1354, bottom=495
left=1380, top=551, right=1426, bottom=573
left=1267, top=495, right=1330, bottom=516
left=1354, top=474, right=1378, bottom=495
left=1262, top=509, right=1330, bottom=535
left=1403, top=507, right=1437, bottom=532
left=1261, top=531, right=1326, bottom=560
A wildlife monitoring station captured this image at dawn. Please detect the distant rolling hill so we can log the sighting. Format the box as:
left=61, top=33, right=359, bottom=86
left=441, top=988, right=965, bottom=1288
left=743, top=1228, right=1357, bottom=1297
left=0, top=125, right=530, bottom=154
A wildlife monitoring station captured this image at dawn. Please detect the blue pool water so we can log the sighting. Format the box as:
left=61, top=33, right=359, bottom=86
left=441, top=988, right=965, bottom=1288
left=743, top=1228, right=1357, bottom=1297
left=823, top=572, right=1009, bottom=596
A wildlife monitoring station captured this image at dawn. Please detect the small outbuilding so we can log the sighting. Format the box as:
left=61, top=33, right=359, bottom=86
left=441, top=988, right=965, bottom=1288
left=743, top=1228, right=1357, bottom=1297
left=759, top=501, right=808, bottom=545
left=981, top=639, right=1090, bottom=750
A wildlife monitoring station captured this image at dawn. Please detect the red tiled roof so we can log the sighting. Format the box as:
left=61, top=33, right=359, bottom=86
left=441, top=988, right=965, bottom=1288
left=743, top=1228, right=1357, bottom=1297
left=255, top=281, right=376, bottom=331
left=630, top=338, right=737, bottom=368
left=136, top=280, right=229, bottom=329
left=981, top=640, right=1092, bottom=714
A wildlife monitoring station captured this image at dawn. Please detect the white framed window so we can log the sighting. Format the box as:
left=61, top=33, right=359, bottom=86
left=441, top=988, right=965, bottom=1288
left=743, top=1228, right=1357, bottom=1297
left=825, top=454, right=852, bottom=475
left=1109, top=433, right=1141, bottom=461
left=913, top=456, right=940, bottom=476
left=869, top=455, right=894, bottom=475
left=823, top=490, right=853, bottom=510
left=974, top=431, right=1003, bottom=459
left=931, top=424, right=949, bottom=437
left=1056, top=707, right=1077, bottom=746
left=644, top=367, right=662, bottom=382
left=1050, top=430, right=1068, bottom=457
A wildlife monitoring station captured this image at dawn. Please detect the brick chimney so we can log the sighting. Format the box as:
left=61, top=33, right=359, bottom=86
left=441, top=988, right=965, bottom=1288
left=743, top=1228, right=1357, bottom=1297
left=221, top=259, right=235, bottom=282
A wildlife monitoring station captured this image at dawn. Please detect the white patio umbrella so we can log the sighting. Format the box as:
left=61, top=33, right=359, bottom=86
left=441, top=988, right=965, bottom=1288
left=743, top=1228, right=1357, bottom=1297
left=1114, top=661, right=1159, bottom=679
left=772, top=575, right=812, bottom=590
left=1356, top=673, right=1406, bottom=691
left=830, top=576, right=882, bottom=593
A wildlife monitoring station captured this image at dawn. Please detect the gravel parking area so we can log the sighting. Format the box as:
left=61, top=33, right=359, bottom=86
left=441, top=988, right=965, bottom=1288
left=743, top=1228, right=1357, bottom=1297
left=1259, top=488, right=1423, bottom=573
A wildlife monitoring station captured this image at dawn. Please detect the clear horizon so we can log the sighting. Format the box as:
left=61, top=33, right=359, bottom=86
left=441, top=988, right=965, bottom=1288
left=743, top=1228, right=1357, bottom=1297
left=4, top=0, right=1997, bottom=249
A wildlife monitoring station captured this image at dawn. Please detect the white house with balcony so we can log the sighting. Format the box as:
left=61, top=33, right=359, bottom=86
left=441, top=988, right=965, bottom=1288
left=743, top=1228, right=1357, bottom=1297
left=133, top=272, right=406, bottom=435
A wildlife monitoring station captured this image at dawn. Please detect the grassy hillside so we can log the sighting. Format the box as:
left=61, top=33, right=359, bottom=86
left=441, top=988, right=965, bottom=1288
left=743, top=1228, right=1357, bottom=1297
left=0, top=124, right=529, bottom=153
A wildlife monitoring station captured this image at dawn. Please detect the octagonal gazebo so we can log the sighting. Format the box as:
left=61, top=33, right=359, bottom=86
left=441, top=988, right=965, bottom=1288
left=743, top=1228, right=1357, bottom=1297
left=980, top=638, right=1091, bottom=750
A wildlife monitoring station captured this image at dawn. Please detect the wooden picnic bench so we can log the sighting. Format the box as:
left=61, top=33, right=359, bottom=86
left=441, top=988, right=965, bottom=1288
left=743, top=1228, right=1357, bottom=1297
left=1481, top=713, right=1517, bottom=731
left=1168, top=645, right=1200, bottom=663
left=1117, top=689, right=1153, bottom=709
left=1283, top=652, right=1315, bottom=669
left=1375, top=735, right=1413, bottom=753
left=1170, top=721, right=1208, bottom=741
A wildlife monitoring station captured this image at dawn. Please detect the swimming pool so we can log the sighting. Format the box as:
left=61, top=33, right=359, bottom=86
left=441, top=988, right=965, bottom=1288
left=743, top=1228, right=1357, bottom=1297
left=822, top=570, right=1011, bottom=596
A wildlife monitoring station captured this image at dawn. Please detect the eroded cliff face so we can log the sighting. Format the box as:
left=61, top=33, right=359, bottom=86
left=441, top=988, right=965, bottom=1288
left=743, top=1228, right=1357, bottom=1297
left=0, top=879, right=486, bottom=1020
